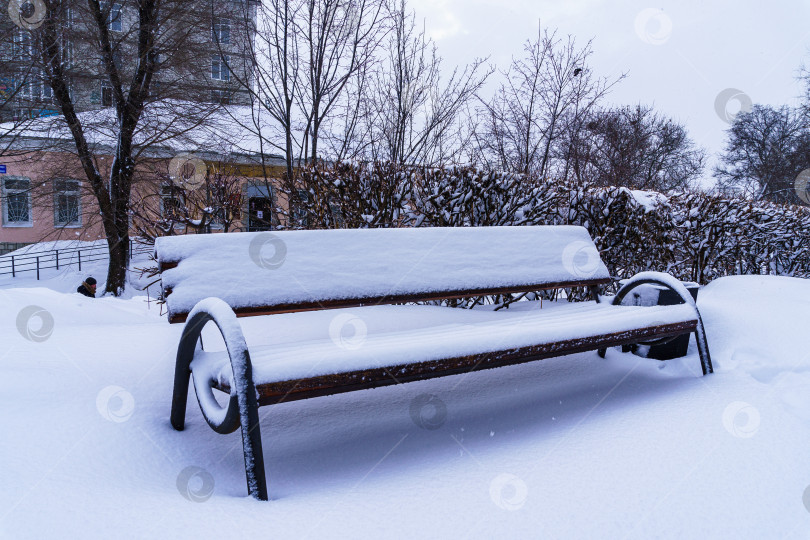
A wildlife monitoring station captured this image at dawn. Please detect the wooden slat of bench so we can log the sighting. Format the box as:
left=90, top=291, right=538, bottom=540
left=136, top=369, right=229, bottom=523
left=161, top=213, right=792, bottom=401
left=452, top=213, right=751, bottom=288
left=166, top=277, right=610, bottom=323
left=213, top=320, right=697, bottom=406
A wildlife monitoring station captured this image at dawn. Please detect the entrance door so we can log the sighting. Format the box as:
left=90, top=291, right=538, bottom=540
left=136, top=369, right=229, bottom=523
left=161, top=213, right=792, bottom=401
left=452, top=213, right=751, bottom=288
left=248, top=197, right=273, bottom=231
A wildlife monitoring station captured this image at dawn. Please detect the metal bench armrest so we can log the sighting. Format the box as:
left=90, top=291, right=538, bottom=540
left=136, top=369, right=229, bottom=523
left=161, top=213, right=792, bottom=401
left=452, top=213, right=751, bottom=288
left=601, top=272, right=713, bottom=375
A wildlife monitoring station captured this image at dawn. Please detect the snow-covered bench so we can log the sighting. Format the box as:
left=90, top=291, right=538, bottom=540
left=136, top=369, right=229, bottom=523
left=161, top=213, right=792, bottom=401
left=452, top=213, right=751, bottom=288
left=156, top=226, right=713, bottom=501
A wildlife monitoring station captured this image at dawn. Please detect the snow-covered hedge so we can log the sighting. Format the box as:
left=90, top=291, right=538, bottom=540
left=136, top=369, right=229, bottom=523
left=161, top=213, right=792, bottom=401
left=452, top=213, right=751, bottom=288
left=291, top=163, right=810, bottom=285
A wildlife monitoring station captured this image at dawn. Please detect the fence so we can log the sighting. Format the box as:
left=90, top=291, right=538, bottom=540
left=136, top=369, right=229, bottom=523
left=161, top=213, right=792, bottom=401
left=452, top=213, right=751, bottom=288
left=0, top=240, right=153, bottom=279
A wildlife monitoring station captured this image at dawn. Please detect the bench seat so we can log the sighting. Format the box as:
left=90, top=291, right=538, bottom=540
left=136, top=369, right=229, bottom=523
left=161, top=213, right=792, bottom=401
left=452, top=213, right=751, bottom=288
left=191, top=301, right=698, bottom=405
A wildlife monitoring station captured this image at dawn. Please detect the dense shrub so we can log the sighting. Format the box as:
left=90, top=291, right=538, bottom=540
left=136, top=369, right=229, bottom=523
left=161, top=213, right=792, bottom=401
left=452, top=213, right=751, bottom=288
left=292, top=162, right=810, bottom=286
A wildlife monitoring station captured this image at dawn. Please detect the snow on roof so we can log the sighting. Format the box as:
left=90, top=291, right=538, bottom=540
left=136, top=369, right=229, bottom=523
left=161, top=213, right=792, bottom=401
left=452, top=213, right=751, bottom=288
left=0, top=101, right=285, bottom=159
left=156, top=225, right=611, bottom=319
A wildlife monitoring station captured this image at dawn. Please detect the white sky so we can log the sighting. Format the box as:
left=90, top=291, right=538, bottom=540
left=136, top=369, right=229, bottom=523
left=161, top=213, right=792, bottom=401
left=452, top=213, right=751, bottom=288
left=410, top=0, right=810, bottom=187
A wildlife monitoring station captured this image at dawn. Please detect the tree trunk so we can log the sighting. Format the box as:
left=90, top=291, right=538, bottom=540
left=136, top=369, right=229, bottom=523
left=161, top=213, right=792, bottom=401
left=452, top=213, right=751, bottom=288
left=105, top=231, right=129, bottom=295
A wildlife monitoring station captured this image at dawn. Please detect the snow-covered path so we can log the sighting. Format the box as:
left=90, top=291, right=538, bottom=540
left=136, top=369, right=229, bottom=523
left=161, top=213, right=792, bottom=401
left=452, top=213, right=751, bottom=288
left=1, top=275, right=809, bottom=538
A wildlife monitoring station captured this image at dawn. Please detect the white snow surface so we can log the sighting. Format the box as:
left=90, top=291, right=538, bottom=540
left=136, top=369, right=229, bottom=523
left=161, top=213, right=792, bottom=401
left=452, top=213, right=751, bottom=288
left=0, top=241, right=157, bottom=298
left=3, top=273, right=810, bottom=538
left=156, top=226, right=610, bottom=319
left=626, top=189, right=669, bottom=212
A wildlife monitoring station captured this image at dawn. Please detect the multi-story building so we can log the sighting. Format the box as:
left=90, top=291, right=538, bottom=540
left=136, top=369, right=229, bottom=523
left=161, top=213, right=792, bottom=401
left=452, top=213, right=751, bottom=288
left=0, top=1, right=282, bottom=252
left=0, top=0, right=255, bottom=122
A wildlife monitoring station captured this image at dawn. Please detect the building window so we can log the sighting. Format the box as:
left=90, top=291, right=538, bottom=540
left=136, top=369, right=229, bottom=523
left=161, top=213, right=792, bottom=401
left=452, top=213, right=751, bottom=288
left=246, top=183, right=273, bottom=232
left=112, top=51, right=123, bottom=72
left=210, top=89, right=230, bottom=104
left=212, top=18, right=230, bottom=44
left=13, top=30, right=33, bottom=57
left=211, top=55, right=230, bottom=81
left=15, top=70, right=53, bottom=102
left=149, top=80, right=161, bottom=98
left=62, top=39, right=74, bottom=69
left=54, top=179, right=81, bottom=227
left=160, top=184, right=185, bottom=221
left=11, top=108, right=28, bottom=121
left=2, top=177, right=32, bottom=226
left=102, top=2, right=123, bottom=32
left=101, top=82, right=113, bottom=106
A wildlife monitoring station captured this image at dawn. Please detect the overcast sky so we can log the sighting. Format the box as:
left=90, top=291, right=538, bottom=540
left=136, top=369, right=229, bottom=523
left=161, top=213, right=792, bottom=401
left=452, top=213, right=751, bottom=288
left=410, top=0, right=810, bottom=187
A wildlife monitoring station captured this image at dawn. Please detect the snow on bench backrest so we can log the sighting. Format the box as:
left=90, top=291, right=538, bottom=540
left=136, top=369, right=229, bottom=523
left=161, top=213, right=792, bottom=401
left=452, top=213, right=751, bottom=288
left=156, top=225, right=611, bottom=322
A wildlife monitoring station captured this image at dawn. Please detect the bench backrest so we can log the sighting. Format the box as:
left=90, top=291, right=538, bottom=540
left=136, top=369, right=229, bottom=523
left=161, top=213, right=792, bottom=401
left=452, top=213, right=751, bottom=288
left=156, top=226, right=611, bottom=323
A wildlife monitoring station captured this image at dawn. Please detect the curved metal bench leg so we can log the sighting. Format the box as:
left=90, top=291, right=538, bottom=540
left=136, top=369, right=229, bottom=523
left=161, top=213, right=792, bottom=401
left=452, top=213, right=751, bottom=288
left=610, top=272, right=714, bottom=376
left=170, top=301, right=269, bottom=501
left=171, top=313, right=209, bottom=431
left=694, top=319, right=713, bottom=375
left=231, top=347, right=268, bottom=501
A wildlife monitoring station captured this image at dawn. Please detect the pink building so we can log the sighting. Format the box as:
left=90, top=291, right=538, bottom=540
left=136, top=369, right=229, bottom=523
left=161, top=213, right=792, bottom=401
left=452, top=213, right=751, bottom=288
left=0, top=106, right=291, bottom=253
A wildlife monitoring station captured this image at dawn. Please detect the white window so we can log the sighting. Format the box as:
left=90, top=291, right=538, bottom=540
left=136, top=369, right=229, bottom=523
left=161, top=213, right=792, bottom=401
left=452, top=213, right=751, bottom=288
left=101, top=2, right=123, bottom=32
left=16, top=70, right=52, bottom=101
left=61, top=8, right=73, bottom=67
left=101, top=82, right=113, bottom=106
left=160, top=184, right=185, bottom=221
left=212, top=18, right=230, bottom=44
left=54, top=179, right=81, bottom=227
left=11, top=108, right=29, bottom=122
left=2, top=176, right=32, bottom=226
left=211, top=55, right=230, bottom=81
left=62, top=39, right=73, bottom=69
left=210, top=89, right=230, bottom=104
left=40, top=73, right=52, bottom=101
left=13, top=30, right=33, bottom=57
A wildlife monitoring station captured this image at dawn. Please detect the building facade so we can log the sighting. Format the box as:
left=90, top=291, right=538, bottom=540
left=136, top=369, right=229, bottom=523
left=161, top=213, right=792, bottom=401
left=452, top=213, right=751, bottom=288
left=0, top=0, right=255, bottom=122
left=0, top=141, right=293, bottom=249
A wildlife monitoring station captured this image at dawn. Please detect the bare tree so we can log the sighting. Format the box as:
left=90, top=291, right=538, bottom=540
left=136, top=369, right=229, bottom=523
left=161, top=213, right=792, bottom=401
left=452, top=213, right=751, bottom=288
left=714, top=104, right=809, bottom=204
left=223, top=0, right=303, bottom=182
left=365, top=0, right=490, bottom=166
left=296, top=0, right=386, bottom=163
left=567, top=104, right=705, bottom=191
left=474, top=27, right=621, bottom=177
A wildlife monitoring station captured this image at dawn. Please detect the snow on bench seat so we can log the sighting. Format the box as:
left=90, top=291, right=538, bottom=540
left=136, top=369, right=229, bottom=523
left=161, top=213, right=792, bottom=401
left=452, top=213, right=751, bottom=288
left=192, top=301, right=698, bottom=402
left=156, top=226, right=611, bottom=322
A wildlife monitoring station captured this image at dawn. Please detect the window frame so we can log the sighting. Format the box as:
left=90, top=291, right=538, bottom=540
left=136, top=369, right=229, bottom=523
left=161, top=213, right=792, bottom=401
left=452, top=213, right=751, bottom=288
left=291, top=188, right=310, bottom=228
left=210, top=89, right=230, bottom=104
left=160, top=183, right=186, bottom=227
left=15, top=69, right=53, bottom=102
left=102, top=2, right=123, bottom=32
left=13, top=29, right=34, bottom=58
left=101, top=81, right=113, bottom=107
left=211, top=55, right=231, bottom=81
left=212, top=18, right=231, bottom=44
left=2, top=176, right=33, bottom=227
left=53, top=178, right=82, bottom=228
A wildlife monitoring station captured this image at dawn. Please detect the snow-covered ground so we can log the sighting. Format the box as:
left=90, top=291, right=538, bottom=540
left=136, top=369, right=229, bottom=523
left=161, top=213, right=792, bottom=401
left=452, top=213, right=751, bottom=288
left=0, top=240, right=156, bottom=297
left=1, top=264, right=810, bottom=538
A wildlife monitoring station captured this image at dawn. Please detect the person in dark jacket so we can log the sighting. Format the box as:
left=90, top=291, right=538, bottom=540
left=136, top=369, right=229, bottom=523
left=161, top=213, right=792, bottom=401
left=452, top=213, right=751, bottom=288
left=77, top=277, right=97, bottom=298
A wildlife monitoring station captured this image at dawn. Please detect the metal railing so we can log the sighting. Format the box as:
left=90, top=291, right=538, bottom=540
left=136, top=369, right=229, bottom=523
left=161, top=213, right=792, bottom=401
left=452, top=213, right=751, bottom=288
left=0, top=239, right=153, bottom=279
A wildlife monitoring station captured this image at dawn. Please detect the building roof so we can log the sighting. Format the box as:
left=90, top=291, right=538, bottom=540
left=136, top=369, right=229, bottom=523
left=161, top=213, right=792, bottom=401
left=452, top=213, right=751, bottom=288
left=0, top=101, right=288, bottom=165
